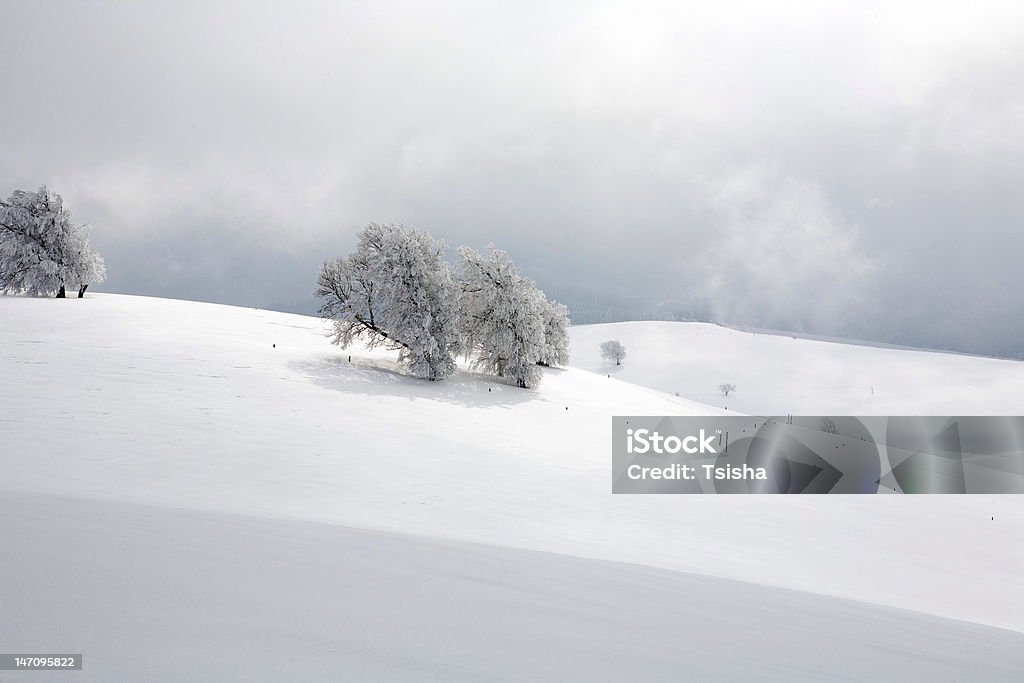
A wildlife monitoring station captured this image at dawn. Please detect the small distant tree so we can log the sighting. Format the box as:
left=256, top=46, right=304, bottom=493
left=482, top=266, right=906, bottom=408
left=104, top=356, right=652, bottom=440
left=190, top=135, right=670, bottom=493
left=536, top=297, right=570, bottom=367
left=458, top=245, right=546, bottom=388
left=316, top=223, right=461, bottom=381
left=719, top=383, right=736, bottom=397
left=600, top=340, right=627, bottom=365
left=0, top=186, right=106, bottom=297
left=820, top=417, right=840, bottom=446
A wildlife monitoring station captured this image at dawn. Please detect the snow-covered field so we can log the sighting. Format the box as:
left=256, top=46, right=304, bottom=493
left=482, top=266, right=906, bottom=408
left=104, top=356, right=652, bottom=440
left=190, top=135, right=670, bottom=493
left=2, top=294, right=1023, bottom=680
left=570, top=321, right=1024, bottom=415
left=4, top=492, right=1022, bottom=682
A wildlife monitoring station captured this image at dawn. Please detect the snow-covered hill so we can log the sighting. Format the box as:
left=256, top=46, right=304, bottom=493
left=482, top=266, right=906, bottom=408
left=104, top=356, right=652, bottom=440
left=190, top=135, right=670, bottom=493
left=5, top=491, right=1022, bottom=682
left=570, top=321, right=1024, bottom=415
left=1, top=294, right=721, bottom=542
left=2, top=294, right=1022, bottom=680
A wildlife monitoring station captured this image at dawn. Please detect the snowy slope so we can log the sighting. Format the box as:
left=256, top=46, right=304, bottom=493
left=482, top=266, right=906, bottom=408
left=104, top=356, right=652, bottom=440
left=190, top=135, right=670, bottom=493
left=570, top=321, right=1024, bottom=415
left=4, top=492, right=1022, bottom=683
left=1, top=294, right=1022, bottom=640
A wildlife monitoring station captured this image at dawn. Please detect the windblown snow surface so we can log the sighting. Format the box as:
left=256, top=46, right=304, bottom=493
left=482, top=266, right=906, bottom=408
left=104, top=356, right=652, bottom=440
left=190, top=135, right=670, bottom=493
left=2, top=294, right=1022, bottom=681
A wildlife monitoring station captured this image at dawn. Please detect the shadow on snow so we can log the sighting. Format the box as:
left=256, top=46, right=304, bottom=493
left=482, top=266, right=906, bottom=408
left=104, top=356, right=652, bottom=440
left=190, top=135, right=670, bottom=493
left=287, top=354, right=541, bottom=409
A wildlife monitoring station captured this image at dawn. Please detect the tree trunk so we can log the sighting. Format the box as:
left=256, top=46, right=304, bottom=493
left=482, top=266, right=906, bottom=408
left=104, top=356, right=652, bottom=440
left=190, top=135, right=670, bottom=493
left=616, top=359, right=621, bottom=365
left=78, top=284, right=88, bottom=298
left=56, top=285, right=66, bottom=298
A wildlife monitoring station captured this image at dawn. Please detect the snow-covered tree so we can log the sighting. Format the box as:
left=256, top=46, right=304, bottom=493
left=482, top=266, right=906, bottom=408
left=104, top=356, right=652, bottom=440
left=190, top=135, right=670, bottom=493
left=0, top=186, right=106, bottom=297
left=820, top=416, right=839, bottom=446
left=458, top=245, right=546, bottom=388
left=316, top=223, right=461, bottom=381
left=64, top=225, right=106, bottom=298
left=600, top=340, right=626, bottom=365
left=536, top=297, right=570, bottom=367
left=719, top=383, right=736, bottom=397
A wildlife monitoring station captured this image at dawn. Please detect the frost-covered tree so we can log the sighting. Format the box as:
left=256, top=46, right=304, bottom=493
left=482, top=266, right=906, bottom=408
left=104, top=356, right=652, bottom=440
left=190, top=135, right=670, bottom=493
left=719, top=383, right=736, bottom=397
left=316, top=223, right=461, bottom=381
left=0, top=186, right=106, bottom=297
left=600, top=340, right=626, bottom=365
left=820, top=416, right=839, bottom=446
left=536, top=297, right=570, bottom=367
left=458, top=245, right=546, bottom=388
left=65, top=227, right=106, bottom=298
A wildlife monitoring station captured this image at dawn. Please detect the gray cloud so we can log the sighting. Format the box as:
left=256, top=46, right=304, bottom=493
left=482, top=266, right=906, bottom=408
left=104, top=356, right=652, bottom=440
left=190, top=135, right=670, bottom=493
left=3, top=0, right=1024, bottom=355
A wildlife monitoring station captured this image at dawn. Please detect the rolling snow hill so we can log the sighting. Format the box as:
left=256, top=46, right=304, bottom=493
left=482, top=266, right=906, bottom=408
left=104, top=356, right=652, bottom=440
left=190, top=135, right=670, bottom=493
left=4, top=491, right=1022, bottom=682
left=570, top=321, right=1024, bottom=415
left=2, top=294, right=1023, bottom=680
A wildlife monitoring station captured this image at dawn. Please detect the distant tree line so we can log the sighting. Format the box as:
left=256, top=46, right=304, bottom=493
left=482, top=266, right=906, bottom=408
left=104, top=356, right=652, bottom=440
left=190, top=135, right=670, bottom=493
left=316, top=223, right=570, bottom=388
left=562, top=293, right=714, bottom=326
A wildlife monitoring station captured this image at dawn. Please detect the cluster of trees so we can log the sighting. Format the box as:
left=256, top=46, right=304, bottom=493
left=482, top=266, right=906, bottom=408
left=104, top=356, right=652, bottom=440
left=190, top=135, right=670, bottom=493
left=0, top=186, right=105, bottom=298
left=316, top=223, right=570, bottom=388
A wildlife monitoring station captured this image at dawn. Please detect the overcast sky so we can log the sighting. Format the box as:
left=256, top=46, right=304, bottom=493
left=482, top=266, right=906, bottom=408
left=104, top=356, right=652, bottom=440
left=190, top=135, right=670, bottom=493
left=3, top=1, right=1024, bottom=355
